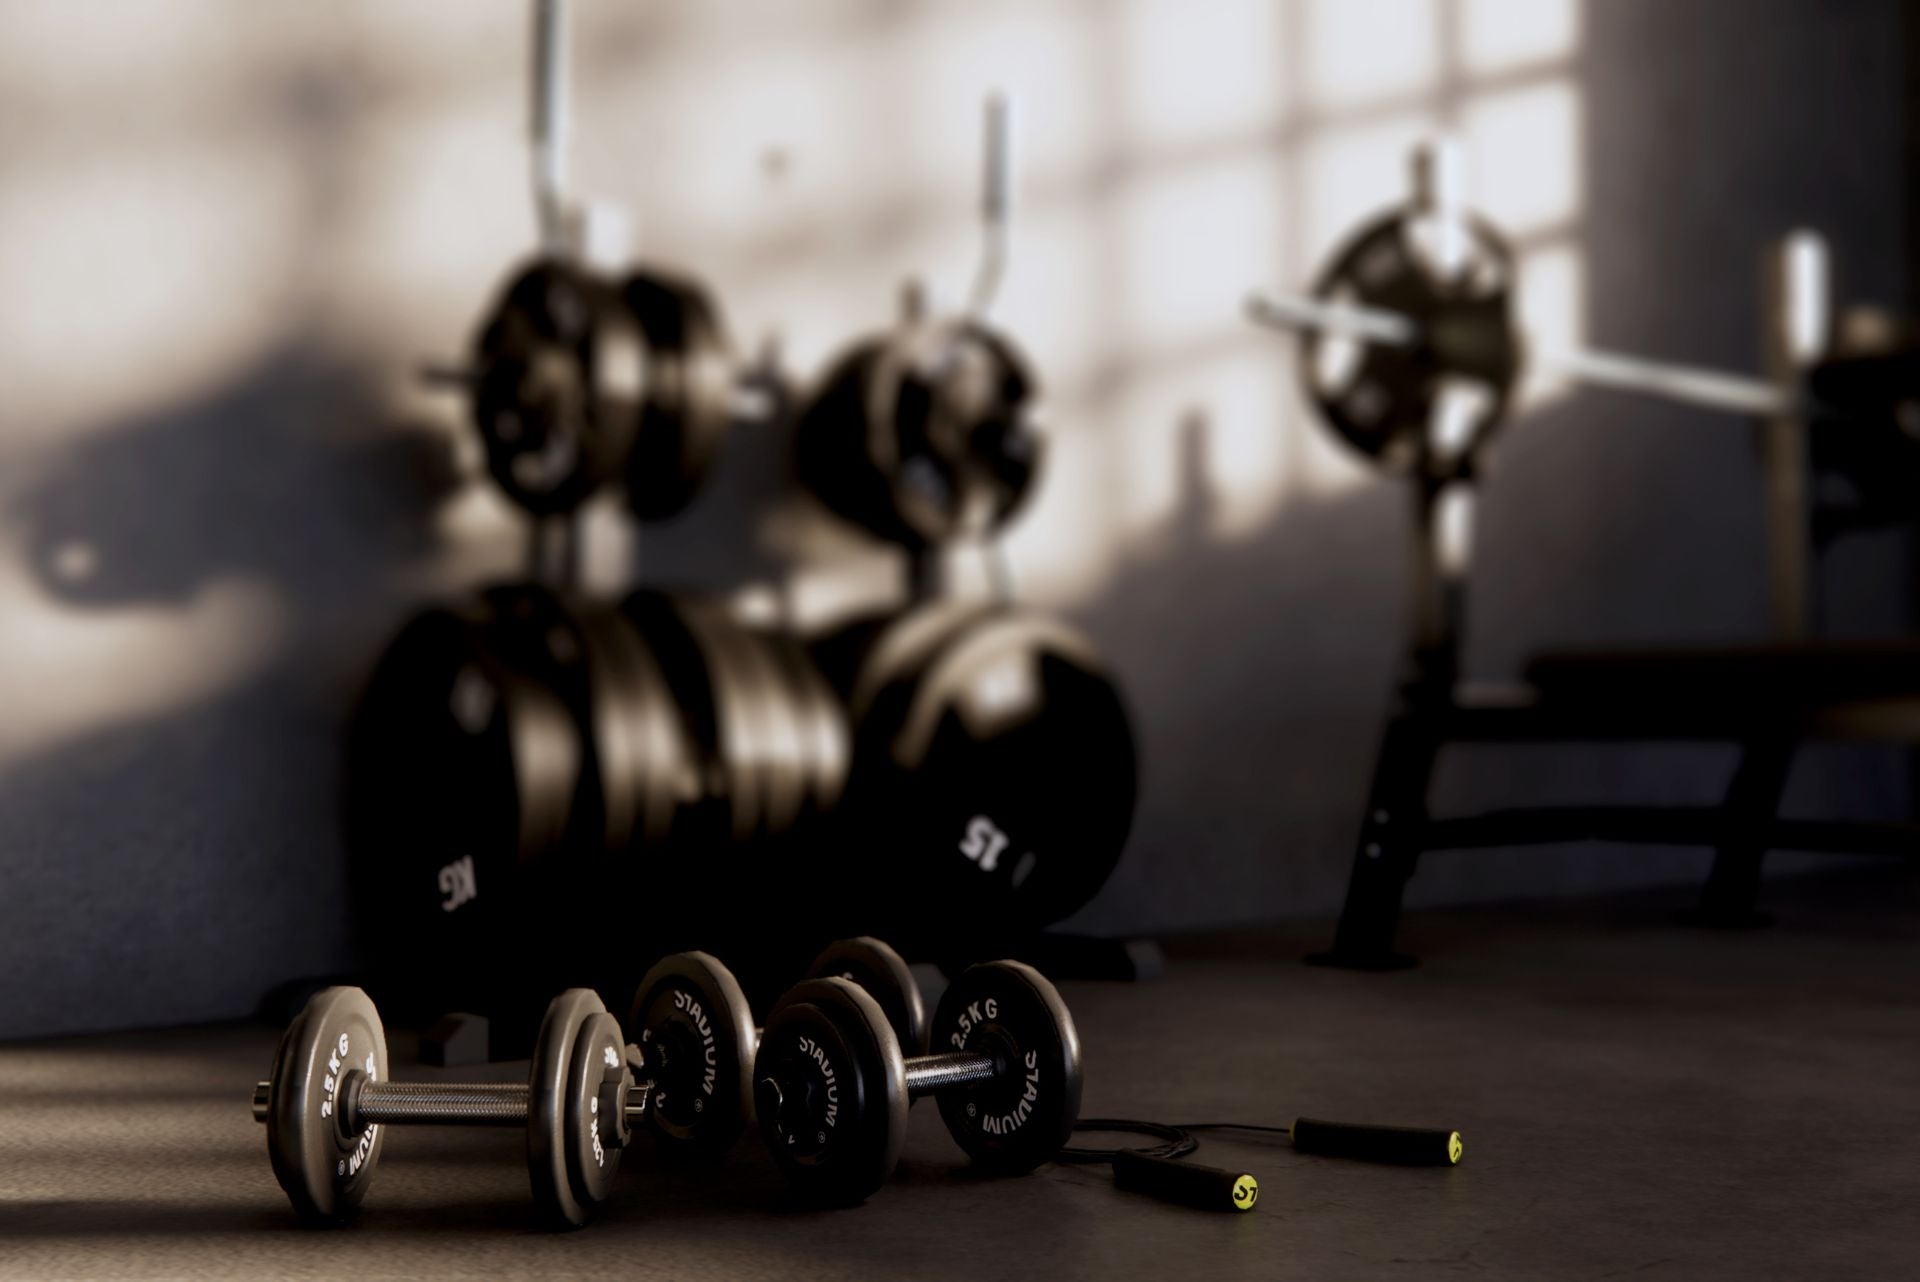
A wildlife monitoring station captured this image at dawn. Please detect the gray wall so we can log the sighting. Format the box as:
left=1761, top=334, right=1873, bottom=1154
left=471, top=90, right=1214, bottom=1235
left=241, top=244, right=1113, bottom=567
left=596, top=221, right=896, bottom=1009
left=0, top=0, right=1908, bottom=1039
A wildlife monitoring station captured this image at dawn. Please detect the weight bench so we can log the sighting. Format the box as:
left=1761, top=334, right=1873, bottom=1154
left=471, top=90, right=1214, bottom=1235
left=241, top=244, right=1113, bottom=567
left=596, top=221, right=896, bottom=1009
left=1241, top=144, right=1920, bottom=966
left=1317, top=641, right=1920, bottom=968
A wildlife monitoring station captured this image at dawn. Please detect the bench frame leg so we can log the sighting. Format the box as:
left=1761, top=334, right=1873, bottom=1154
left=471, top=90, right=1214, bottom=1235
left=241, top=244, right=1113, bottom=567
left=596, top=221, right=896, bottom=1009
left=1310, top=711, right=1441, bottom=969
left=1685, top=737, right=1797, bottom=928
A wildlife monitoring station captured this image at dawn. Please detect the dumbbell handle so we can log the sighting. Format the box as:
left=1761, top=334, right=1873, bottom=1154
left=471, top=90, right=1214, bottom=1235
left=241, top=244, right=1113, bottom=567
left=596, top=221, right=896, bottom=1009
left=903, top=1051, right=999, bottom=1097
left=252, top=1072, right=649, bottom=1130
left=1247, top=290, right=1798, bottom=419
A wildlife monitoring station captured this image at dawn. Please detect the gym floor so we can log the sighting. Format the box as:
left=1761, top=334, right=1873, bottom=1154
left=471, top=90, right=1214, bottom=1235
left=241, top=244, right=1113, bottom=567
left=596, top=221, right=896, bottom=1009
left=4, top=864, right=1916, bottom=1281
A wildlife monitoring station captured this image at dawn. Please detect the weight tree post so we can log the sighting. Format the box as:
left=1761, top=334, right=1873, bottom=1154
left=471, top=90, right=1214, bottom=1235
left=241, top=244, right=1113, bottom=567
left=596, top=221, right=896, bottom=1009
left=1310, top=141, right=1479, bottom=968
left=1761, top=231, right=1830, bottom=641
left=530, top=0, right=570, bottom=256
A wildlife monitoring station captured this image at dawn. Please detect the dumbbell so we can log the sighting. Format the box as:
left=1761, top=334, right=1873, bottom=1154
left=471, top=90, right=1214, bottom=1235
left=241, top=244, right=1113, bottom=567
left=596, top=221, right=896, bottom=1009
left=253, top=954, right=750, bottom=1226
left=751, top=959, right=1082, bottom=1204
left=622, top=937, right=929, bottom=1158
left=809, top=601, right=1137, bottom=944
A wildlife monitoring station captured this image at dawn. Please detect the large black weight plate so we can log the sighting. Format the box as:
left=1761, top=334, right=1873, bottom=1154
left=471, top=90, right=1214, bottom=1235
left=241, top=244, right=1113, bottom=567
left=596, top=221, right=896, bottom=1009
left=624, top=270, right=735, bottom=520
left=929, top=961, right=1080, bottom=1175
left=757, top=978, right=907, bottom=1205
left=528, top=988, right=615, bottom=1227
left=346, top=599, right=582, bottom=1041
left=807, top=936, right=927, bottom=1056
left=839, top=608, right=1137, bottom=941
left=1303, top=207, right=1519, bottom=474
left=628, top=952, right=758, bottom=1158
left=795, top=321, right=1043, bottom=548
left=471, top=259, right=643, bottom=516
left=265, top=986, right=389, bottom=1223
left=845, top=601, right=995, bottom=723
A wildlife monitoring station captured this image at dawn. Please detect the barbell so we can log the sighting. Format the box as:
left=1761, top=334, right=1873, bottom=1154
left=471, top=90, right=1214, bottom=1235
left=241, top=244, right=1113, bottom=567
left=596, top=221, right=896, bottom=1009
left=1242, top=144, right=1861, bottom=476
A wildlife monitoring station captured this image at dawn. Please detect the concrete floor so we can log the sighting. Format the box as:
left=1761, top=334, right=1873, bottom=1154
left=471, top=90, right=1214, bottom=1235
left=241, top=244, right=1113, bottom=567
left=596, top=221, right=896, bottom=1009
left=3, top=865, right=1918, bottom=1280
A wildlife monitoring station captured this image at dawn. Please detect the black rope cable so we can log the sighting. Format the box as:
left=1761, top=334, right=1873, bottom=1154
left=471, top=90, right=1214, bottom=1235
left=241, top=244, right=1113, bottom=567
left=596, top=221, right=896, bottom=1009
left=1062, top=1118, right=1298, bottom=1165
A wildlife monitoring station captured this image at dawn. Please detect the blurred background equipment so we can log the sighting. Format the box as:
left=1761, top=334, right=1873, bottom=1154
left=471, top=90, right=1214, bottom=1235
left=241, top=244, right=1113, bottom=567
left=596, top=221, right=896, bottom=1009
left=1250, top=144, right=1920, bottom=966
left=3, top=0, right=1915, bottom=1042
left=349, top=19, right=1140, bottom=1053
left=793, top=95, right=1045, bottom=559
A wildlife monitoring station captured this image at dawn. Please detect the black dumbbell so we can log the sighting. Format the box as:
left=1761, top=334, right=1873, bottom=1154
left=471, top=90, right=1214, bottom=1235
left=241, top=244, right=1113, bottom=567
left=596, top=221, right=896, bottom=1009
left=623, top=938, right=928, bottom=1158
left=254, top=953, right=751, bottom=1227
left=751, top=959, right=1081, bottom=1204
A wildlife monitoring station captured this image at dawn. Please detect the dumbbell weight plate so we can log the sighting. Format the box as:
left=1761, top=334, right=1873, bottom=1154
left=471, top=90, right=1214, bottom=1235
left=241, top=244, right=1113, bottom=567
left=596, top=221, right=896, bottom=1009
left=1303, top=207, right=1518, bottom=474
left=929, top=961, right=1081, bottom=1175
left=264, top=986, right=389, bottom=1223
left=758, top=978, right=907, bottom=1205
left=806, top=936, right=927, bottom=1056
left=472, top=260, right=643, bottom=516
left=528, top=988, right=623, bottom=1227
left=628, top=952, right=758, bottom=1158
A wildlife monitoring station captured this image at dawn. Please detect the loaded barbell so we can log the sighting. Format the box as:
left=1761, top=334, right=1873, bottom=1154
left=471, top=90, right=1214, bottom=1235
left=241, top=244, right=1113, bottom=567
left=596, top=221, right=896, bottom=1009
left=1244, top=142, right=1855, bottom=477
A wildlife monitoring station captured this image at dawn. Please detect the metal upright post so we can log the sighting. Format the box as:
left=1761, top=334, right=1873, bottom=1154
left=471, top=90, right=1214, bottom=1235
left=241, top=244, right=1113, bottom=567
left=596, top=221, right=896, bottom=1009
left=1761, top=231, right=1829, bottom=641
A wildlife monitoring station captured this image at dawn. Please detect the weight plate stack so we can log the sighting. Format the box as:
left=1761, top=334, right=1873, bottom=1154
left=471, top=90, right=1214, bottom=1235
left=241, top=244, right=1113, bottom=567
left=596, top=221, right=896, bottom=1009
left=470, top=259, right=645, bottom=516
left=623, top=269, right=737, bottom=520
left=794, top=320, right=1044, bottom=549
left=813, top=604, right=1138, bottom=948
left=347, top=596, right=583, bottom=1049
left=347, top=585, right=705, bottom=1051
left=614, top=591, right=851, bottom=968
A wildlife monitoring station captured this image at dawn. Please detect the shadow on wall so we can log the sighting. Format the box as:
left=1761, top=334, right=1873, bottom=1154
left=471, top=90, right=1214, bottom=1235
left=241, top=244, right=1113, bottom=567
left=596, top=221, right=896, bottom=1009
left=0, top=348, right=462, bottom=1040
left=1, top=329, right=1912, bottom=1040
left=12, top=346, right=461, bottom=612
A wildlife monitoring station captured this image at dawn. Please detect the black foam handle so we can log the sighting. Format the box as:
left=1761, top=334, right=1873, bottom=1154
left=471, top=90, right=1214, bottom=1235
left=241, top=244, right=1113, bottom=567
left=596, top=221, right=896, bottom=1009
left=1111, top=1151, right=1260, bottom=1212
left=1290, top=1118, right=1463, bottom=1166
